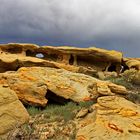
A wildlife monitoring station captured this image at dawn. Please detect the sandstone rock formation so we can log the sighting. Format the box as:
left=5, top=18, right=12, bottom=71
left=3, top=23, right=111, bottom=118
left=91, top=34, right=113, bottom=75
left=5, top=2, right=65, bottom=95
left=0, top=43, right=123, bottom=75
left=41, top=45, right=123, bottom=72
left=123, top=58, right=140, bottom=70
left=0, top=43, right=81, bottom=75
left=0, top=67, right=127, bottom=106
left=0, top=85, right=29, bottom=137
left=0, top=43, right=139, bottom=75
left=0, top=68, right=48, bottom=106
left=76, top=96, right=140, bottom=140
left=0, top=43, right=139, bottom=138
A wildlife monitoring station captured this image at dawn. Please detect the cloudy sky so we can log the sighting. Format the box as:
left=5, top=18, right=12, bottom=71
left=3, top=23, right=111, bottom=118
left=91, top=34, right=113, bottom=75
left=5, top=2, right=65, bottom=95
left=0, top=0, right=140, bottom=57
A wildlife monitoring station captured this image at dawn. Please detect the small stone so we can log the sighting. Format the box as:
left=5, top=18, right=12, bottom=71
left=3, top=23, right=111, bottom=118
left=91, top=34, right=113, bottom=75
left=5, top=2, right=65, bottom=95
left=88, top=107, right=93, bottom=113
left=76, top=109, right=89, bottom=118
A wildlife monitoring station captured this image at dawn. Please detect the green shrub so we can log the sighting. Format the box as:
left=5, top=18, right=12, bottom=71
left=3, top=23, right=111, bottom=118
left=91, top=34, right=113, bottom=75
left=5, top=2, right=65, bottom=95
left=105, top=76, right=133, bottom=89
left=126, top=92, right=140, bottom=104
left=104, top=69, right=140, bottom=89
left=27, top=100, right=95, bottom=123
left=78, top=100, right=95, bottom=108
left=22, top=123, right=34, bottom=134
left=27, top=106, right=42, bottom=116
left=10, top=101, right=96, bottom=139
left=122, top=69, right=140, bottom=85
left=44, top=102, right=79, bottom=122
left=122, top=69, right=138, bottom=82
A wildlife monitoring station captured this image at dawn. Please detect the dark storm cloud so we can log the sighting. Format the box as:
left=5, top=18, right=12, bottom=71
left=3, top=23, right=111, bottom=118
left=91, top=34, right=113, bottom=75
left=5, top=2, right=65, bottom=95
left=0, top=0, right=140, bottom=57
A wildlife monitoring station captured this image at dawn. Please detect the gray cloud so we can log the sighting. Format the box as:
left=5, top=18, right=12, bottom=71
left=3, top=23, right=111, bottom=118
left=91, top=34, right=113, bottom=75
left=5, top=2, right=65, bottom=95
left=0, top=0, right=140, bottom=57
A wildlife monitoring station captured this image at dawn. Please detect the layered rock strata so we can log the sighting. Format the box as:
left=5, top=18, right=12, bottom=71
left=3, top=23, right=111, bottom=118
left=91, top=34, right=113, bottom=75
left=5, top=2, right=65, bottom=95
left=76, top=96, right=140, bottom=140
left=0, top=67, right=127, bottom=106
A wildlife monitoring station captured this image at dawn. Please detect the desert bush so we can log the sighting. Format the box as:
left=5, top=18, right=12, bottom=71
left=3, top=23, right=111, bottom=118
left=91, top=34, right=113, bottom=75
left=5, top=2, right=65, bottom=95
left=69, top=130, right=77, bottom=140
left=27, top=101, right=95, bottom=122
left=105, top=69, right=140, bottom=89
left=105, top=76, right=133, bottom=89
left=44, top=102, right=79, bottom=122
left=122, top=69, right=137, bottom=82
left=9, top=101, right=95, bottom=139
left=126, top=92, right=140, bottom=104
left=43, top=101, right=95, bottom=122
left=122, top=69, right=140, bottom=85
left=78, top=100, right=95, bottom=108
left=27, top=106, right=42, bottom=116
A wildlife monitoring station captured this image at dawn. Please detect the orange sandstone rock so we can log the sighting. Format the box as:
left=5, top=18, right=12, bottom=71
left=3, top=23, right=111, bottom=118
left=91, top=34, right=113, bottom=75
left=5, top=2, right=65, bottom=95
left=0, top=67, right=128, bottom=106
left=76, top=96, right=140, bottom=140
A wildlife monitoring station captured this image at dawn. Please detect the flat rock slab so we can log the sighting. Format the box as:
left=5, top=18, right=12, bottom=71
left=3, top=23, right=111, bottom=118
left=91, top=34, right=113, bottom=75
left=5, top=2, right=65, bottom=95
left=0, top=67, right=128, bottom=106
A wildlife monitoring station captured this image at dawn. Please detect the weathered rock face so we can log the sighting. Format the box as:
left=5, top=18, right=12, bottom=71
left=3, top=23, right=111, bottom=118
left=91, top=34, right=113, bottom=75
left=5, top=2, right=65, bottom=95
left=0, top=68, right=48, bottom=106
left=123, top=58, right=140, bottom=70
left=1, top=43, right=140, bottom=75
left=0, top=86, right=29, bottom=136
left=0, top=43, right=123, bottom=75
left=0, top=67, right=128, bottom=106
left=0, top=45, right=79, bottom=73
left=76, top=96, right=140, bottom=140
left=41, top=46, right=123, bottom=72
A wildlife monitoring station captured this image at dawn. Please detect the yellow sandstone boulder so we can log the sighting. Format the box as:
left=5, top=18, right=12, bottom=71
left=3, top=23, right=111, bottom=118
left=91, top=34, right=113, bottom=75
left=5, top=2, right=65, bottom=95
left=0, top=67, right=128, bottom=106
left=0, top=86, right=29, bottom=136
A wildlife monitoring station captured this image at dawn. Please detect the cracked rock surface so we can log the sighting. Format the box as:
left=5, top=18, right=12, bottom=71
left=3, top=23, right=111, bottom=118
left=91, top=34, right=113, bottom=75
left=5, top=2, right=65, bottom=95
left=0, top=67, right=128, bottom=106
left=76, top=96, right=140, bottom=140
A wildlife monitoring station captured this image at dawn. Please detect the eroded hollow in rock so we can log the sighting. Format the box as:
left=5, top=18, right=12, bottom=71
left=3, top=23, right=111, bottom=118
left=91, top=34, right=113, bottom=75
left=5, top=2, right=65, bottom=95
left=26, top=50, right=58, bottom=61
left=35, top=53, right=44, bottom=58
left=0, top=61, right=20, bottom=72
left=1, top=47, right=23, bottom=54
left=77, top=55, right=95, bottom=68
left=26, top=50, right=36, bottom=57
left=108, top=64, right=116, bottom=72
left=69, top=54, right=74, bottom=65
left=121, top=63, right=129, bottom=72
left=77, top=55, right=108, bottom=71
left=46, top=90, right=71, bottom=105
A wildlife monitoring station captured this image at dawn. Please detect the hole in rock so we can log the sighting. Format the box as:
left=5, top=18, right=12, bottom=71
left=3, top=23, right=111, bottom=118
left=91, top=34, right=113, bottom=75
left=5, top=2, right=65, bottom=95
left=26, top=49, right=58, bottom=61
left=0, top=61, right=20, bottom=72
left=69, top=54, right=74, bottom=65
left=23, top=90, right=74, bottom=113
left=26, top=50, right=45, bottom=58
left=46, top=90, right=71, bottom=105
left=44, top=53, right=58, bottom=61
left=108, top=64, right=116, bottom=72
left=35, top=53, right=44, bottom=58
left=26, top=50, right=35, bottom=57
left=76, top=55, right=106, bottom=70
left=121, top=63, right=129, bottom=73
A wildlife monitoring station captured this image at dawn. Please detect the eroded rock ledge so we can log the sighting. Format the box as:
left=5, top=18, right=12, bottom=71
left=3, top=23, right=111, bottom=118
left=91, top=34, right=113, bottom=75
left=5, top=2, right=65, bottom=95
left=76, top=96, right=140, bottom=140
left=0, top=43, right=139, bottom=78
left=0, top=67, right=127, bottom=106
left=0, top=43, right=124, bottom=74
